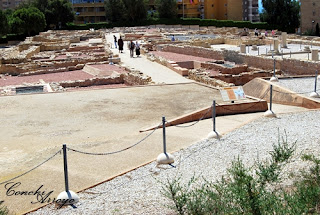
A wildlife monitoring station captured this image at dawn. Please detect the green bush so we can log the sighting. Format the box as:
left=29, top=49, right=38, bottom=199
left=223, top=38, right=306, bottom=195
left=65, top=18, right=270, bottom=31
left=162, top=133, right=320, bottom=214
left=0, top=205, right=9, bottom=215
left=0, top=36, right=8, bottom=44
left=6, top=33, right=26, bottom=41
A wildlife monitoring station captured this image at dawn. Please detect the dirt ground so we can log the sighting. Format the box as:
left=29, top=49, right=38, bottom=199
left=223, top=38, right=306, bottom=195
left=0, top=82, right=226, bottom=214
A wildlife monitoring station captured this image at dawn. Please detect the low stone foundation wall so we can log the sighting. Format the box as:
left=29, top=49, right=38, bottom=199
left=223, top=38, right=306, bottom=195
left=158, top=44, right=320, bottom=76
left=188, top=69, right=233, bottom=87
left=201, top=62, right=248, bottom=75
left=216, top=71, right=273, bottom=85
left=59, top=75, right=125, bottom=88
left=124, top=71, right=152, bottom=85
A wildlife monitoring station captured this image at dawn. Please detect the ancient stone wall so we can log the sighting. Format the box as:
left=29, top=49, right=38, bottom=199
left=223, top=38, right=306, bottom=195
left=176, top=61, right=195, bottom=69
left=201, top=62, right=248, bottom=75
left=158, top=44, right=320, bottom=76
left=59, top=75, right=124, bottom=88
left=158, top=44, right=224, bottom=60
left=188, top=70, right=233, bottom=87
left=123, top=71, right=152, bottom=86
left=280, top=59, right=320, bottom=75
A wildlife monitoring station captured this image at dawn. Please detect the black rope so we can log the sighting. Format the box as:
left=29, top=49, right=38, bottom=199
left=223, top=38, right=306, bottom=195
left=0, top=149, right=62, bottom=185
left=67, top=123, right=162, bottom=156
left=168, top=106, right=212, bottom=128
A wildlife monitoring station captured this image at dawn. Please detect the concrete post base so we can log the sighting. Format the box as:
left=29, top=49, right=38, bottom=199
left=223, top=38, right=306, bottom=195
left=310, top=92, right=320, bottom=98
left=207, top=131, right=220, bottom=139
left=157, top=153, right=174, bottom=165
left=56, top=190, right=79, bottom=205
left=264, top=110, right=277, bottom=118
left=270, top=76, right=279, bottom=82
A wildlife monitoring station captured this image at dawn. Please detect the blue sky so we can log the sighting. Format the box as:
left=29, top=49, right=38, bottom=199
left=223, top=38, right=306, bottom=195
left=259, top=0, right=263, bottom=13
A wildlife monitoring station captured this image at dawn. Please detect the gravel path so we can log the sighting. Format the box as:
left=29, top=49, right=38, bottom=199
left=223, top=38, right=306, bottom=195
left=29, top=110, right=320, bottom=215
left=278, top=77, right=320, bottom=99
left=106, top=33, right=193, bottom=84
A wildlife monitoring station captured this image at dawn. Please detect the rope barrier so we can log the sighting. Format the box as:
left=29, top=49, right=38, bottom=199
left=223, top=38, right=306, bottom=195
left=272, top=89, right=320, bottom=95
left=67, top=122, right=162, bottom=156
left=168, top=106, right=212, bottom=128
left=0, top=149, right=62, bottom=185
left=81, top=139, right=220, bottom=196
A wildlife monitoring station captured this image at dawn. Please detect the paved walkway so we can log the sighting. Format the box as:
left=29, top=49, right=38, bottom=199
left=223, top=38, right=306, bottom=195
left=105, top=33, right=193, bottom=84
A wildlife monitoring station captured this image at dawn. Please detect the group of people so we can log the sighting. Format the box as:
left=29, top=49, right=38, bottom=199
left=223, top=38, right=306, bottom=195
left=128, top=40, right=140, bottom=58
left=253, top=28, right=276, bottom=37
left=113, top=35, right=140, bottom=58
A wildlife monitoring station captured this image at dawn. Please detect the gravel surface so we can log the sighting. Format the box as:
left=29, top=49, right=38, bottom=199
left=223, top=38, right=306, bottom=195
left=29, top=110, right=320, bottom=215
left=278, top=77, right=320, bottom=99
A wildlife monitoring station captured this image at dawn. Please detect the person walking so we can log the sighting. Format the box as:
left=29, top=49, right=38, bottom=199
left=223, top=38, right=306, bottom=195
left=135, top=41, right=140, bottom=57
left=129, top=40, right=135, bottom=58
left=118, top=36, right=124, bottom=53
left=113, top=35, right=117, bottom=49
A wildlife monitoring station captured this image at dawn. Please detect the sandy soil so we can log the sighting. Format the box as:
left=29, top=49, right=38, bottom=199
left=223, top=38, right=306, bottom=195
left=0, top=83, right=224, bottom=214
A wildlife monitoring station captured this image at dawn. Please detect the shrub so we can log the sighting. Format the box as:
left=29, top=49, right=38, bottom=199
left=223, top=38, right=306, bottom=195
left=162, top=133, right=320, bottom=214
left=0, top=204, right=9, bottom=215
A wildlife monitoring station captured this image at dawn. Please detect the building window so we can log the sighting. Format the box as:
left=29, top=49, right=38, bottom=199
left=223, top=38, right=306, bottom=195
left=212, top=4, right=214, bottom=7
left=313, top=11, right=316, bottom=16
left=224, top=3, right=227, bottom=6
left=313, top=2, right=315, bottom=6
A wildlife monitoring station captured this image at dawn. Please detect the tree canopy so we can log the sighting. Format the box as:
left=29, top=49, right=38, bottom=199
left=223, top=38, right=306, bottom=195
left=10, top=7, right=46, bottom=36
left=105, top=0, right=147, bottom=23
left=260, top=0, right=300, bottom=33
left=105, top=0, right=125, bottom=22
left=156, top=0, right=177, bottom=19
left=32, top=0, right=74, bottom=29
left=0, top=10, right=9, bottom=36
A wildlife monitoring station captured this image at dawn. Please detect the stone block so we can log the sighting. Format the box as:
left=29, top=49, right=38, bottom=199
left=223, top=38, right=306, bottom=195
left=281, top=32, right=287, bottom=48
left=311, top=49, right=319, bottom=61
left=108, top=57, right=121, bottom=63
left=273, top=39, right=279, bottom=52
left=240, top=44, right=246, bottom=53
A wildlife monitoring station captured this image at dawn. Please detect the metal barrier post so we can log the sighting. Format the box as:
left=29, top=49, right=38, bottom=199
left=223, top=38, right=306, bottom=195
left=258, top=47, right=259, bottom=55
left=212, top=100, right=216, bottom=132
left=290, top=51, right=291, bottom=58
left=266, top=48, right=267, bottom=55
left=157, top=116, right=174, bottom=164
left=162, top=116, right=167, bottom=154
left=310, top=70, right=320, bottom=98
left=273, top=58, right=276, bottom=76
left=264, top=85, right=277, bottom=117
left=207, top=100, right=220, bottom=139
left=63, top=144, right=69, bottom=192
left=270, top=85, right=273, bottom=111
left=270, top=58, right=278, bottom=82
left=315, top=70, right=318, bottom=92
left=56, top=144, right=79, bottom=205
